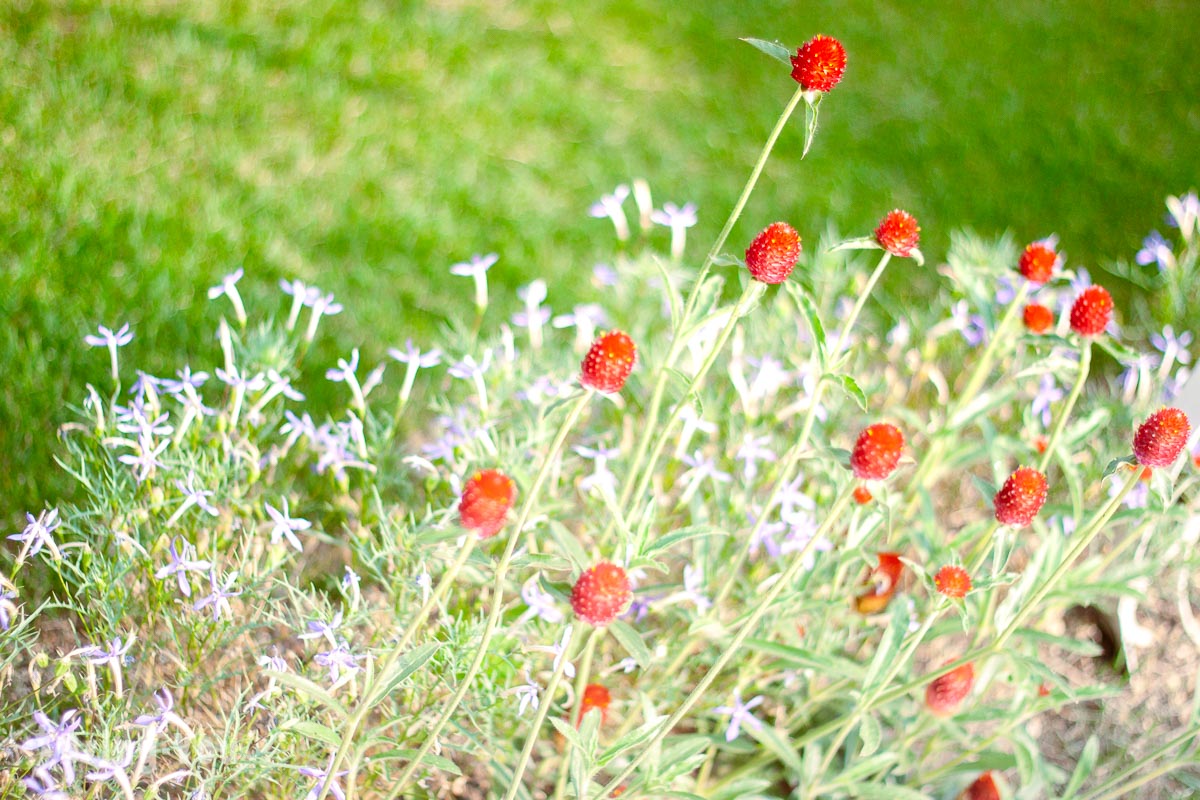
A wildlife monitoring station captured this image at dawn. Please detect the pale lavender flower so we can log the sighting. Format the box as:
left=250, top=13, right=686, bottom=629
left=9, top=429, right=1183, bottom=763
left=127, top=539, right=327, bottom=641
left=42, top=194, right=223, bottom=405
left=1166, top=192, right=1199, bottom=238
left=154, top=538, right=211, bottom=598
left=513, top=670, right=541, bottom=716
left=747, top=509, right=787, bottom=559
left=313, top=643, right=365, bottom=685
left=280, top=278, right=320, bottom=331
left=1119, top=353, right=1158, bottom=402
left=326, top=349, right=365, bottom=412
left=781, top=513, right=833, bottom=570
left=342, top=566, right=362, bottom=593
left=83, top=743, right=135, bottom=799
left=258, top=648, right=289, bottom=674
left=450, top=252, right=499, bottom=311
left=1164, top=366, right=1191, bottom=402
left=737, top=434, right=777, bottom=482
left=75, top=636, right=134, bottom=678
left=748, top=356, right=791, bottom=404
left=528, top=625, right=575, bottom=679
left=677, top=450, right=732, bottom=504
left=575, top=443, right=619, bottom=496
left=681, top=564, right=712, bottom=613
left=1151, top=325, right=1192, bottom=371
left=160, top=365, right=209, bottom=395
left=21, top=773, right=71, bottom=799
left=0, top=587, right=17, bottom=631
left=265, top=498, right=311, bottom=552
left=553, top=303, right=608, bottom=353
left=592, top=263, right=619, bottom=287
left=193, top=570, right=241, bottom=622
left=18, top=710, right=88, bottom=784
left=303, top=291, right=343, bottom=344
left=713, top=692, right=764, bottom=742
left=1110, top=475, right=1150, bottom=510
left=518, top=576, right=564, bottom=624
left=129, top=371, right=163, bottom=401
left=651, top=201, right=698, bottom=260
left=9, top=508, right=62, bottom=563
left=950, top=300, right=987, bottom=347
left=1137, top=230, right=1175, bottom=271
left=1031, top=374, right=1064, bottom=428
left=887, top=318, right=911, bottom=347
left=778, top=477, right=816, bottom=526
left=300, top=609, right=344, bottom=648
left=388, top=339, right=443, bottom=409
left=84, top=323, right=133, bottom=383
left=995, top=274, right=1019, bottom=306
left=513, top=279, right=550, bottom=350
left=301, top=765, right=349, bottom=800
left=448, top=351, right=493, bottom=413
left=166, top=473, right=218, bottom=527
left=590, top=184, right=631, bottom=241
left=207, top=268, right=247, bottom=326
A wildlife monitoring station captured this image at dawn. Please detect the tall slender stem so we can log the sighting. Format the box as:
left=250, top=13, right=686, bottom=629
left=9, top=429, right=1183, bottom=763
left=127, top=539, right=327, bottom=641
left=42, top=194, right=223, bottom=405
left=554, top=631, right=600, bottom=800
left=1037, top=339, right=1092, bottom=474
left=383, top=390, right=594, bottom=799
left=503, top=626, right=591, bottom=800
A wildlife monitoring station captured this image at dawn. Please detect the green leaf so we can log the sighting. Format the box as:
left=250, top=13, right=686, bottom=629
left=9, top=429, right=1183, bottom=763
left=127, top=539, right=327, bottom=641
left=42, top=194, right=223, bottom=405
left=599, top=718, right=659, bottom=766
left=1103, top=455, right=1137, bottom=478
left=829, top=235, right=882, bottom=252
left=608, top=620, right=653, bottom=668
left=859, top=713, right=882, bottom=758
left=839, top=782, right=930, bottom=800
left=969, top=473, right=998, bottom=504
left=1095, top=334, right=1140, bottom=365
left=652, top=256, right=684, bottom=334
left=1062, top=735, right=1099, bottom=799
left=827, top=373, right=867, bottom=411
left=369, top=642, right=440, bottom=705
left=863, top=604, right=908, bottom=691
left=267, top=670, right=349, bottom=717
left=802, top=92, right=822, bottom=158
left=739, top=37, right=792, bottom=66
left=711, top=253, right=744, bottom=267
left=550, top=520, right=592, bottom=572
left=280, top=719, right=341, bottom=747
left=784, top=283, right=827, bottom=369
left=744, top=638, right=865, bottom=679
left=550, top=716, right=584, bottom=752
left=642, top=525, right=728, bottom=558
left=747, top=723, right=805, bottom=775
left=372, top=749, right=462, bottom=775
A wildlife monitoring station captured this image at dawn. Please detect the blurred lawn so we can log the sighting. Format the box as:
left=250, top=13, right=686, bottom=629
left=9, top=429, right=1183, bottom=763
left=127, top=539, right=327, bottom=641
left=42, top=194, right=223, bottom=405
left=1, top=0, right=1197, bottom=517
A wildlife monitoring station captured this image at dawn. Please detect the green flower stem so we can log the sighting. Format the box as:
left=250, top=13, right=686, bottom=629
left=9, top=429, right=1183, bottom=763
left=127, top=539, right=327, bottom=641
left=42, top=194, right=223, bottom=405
left=804, top=605, right=945, bottom=798
left=621, top=281, right=761, bottom=520
left=904, top=281, right=1030, bottom=508
left=616, top=83, right=806, bottom=519
left=966, top=520, right=1002, bottom=574
left=1036, top=338, right=1092, bottom=475
left=1088, top=517, right=1153, bottom=580
left=504, top=625, right=593, bottom=800
left=381, top=389, right=595, bottom=800
left=828, top=251, right=891, bottom=360
left=598, top=485, right=856, bottom=798
left=554, top=629, right=600, bottom=800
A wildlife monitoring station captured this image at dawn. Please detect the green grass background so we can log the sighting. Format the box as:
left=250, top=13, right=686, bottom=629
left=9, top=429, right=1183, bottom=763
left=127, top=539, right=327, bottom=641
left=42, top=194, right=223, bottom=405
left=2, top=0, right=1197, bottom=518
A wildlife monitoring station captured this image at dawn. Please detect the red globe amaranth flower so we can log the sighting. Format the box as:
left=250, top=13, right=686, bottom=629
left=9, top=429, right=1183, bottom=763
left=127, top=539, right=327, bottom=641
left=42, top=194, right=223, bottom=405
left=1023, top=303, right=1054, bottom=334
left=1133, top=407, right=1190, bottom=468
left=855, top=552, right=904, bottom=614
left=1033, top=435, right=1048, bottom=455
left=850, top=423, right=905, bottom=480
left=853, top=485, right=873, bottom=505
left=925, top=661, right=975, bottom=716
left=1069, top=285, right=1113, bottom=337
left=745, top=221, right=802, bottom=284
left=874, top=210, right=920, bottom=258
left=934, top=565, right=972, bottom=599
left=957, top=771, right=1001, bottom=800
left=790, top=35, right=847, bottom=93
left=570, top=562, right=632, bottom=626
left=581, top=331, right=637, bottom=393
left=1018, top=241, right=1059, bottom=284
left=458, top=469, right=516, bottom=538
left=576, top=683, right=612, bottom=727
left=993, top=466, right=1048, bottom=527
left=1038, top=681, right=1052, bottom=697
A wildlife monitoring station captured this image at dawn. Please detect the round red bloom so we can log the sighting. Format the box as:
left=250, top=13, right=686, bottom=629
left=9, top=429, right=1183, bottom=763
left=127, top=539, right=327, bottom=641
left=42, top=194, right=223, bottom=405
left=934, top=565, right=972, bottom=599
left=1069, top=285, right=1113, bottom=337
left=1018, top=241, right=1058, bottom=284
left=576, top=683, right=612, bottom=727
left=957, top=771, right=1000, bottom=800
left=570, top=562, right=632, bottom=626
left=874, top=210, right=920, bottom=258
left=458, top=469, right=516, bottom=538
left=790, top=35, right=847, bottom=93
left=850, top=423, right=904, bottom=480
left=925, top=661, right=975, bottom=716
left=1133, top=407, right=1191, bottom=467
left=581, top=330, right=637, bottom=393
left=745, top=221, right=802, bottom=284
left=1023, top=303, right=1054, bottom=334
left=853, top=485, right=873, bottom=505
left=993, top=466, right=1048, bottom=527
